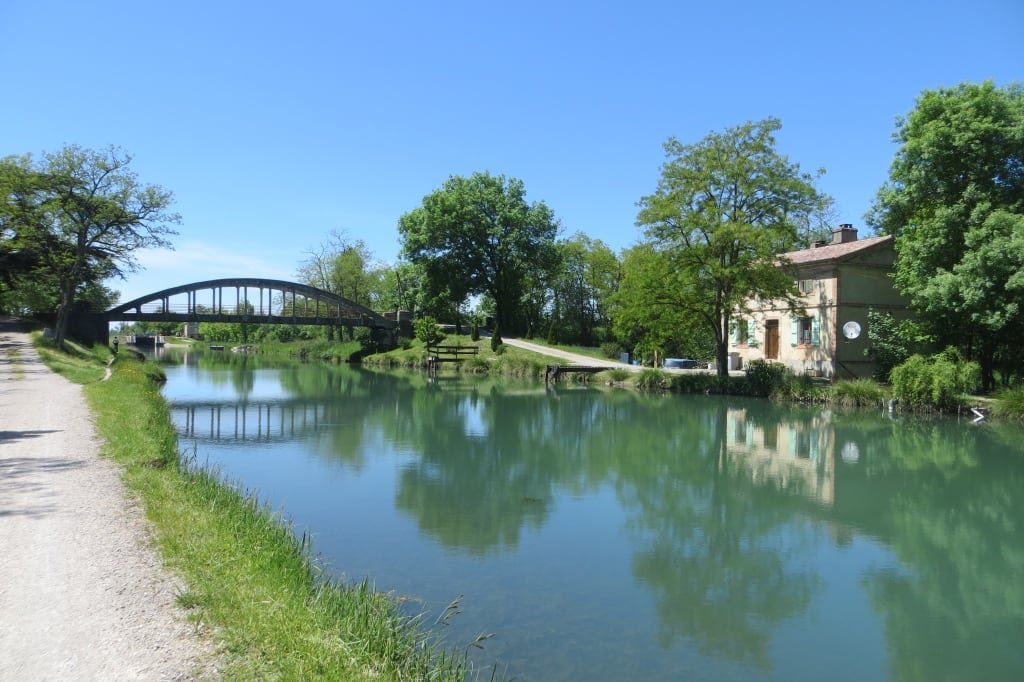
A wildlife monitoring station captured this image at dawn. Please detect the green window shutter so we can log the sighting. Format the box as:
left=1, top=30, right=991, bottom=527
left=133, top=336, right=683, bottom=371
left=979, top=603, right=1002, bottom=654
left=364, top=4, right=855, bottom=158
left=790, top=319, right=799, bottom=346
left=748, top=320, right=759, bottom=348
left=811, top=316, right=820, bottom=346
left=730, top=321, right=738, bottom=346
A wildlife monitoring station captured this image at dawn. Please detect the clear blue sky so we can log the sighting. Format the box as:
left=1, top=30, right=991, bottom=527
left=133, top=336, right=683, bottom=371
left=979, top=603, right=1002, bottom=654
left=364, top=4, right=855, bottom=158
left=3, top=0, right=1021, bottom=305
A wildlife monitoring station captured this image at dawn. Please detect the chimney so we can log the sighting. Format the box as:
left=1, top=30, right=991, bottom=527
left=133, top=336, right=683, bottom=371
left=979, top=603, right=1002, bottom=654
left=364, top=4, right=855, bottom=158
left=832, top=223, right=858, bottom=244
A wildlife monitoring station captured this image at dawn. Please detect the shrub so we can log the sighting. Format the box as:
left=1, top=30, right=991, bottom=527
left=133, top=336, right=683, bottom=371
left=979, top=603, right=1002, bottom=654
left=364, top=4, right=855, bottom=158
left=770, top=372, right=826, bottom=402
left=413, top=316, right=445, bottom=347
left=605, top=368, right=631, bottom=383
left=490, top=323, right=503, bottom=352
left=635, top=369, right=668, bottom=390
left=745, top=359, right=789, bottom=397
left=470, top=324, right=479, bottom=342
left=864, top=310, right=932, bottom=382
left=600, top=342, right=624, bottom=360
left=890, top=349, right=980, bottom=411
left=665, top=372, right=723, bottom=394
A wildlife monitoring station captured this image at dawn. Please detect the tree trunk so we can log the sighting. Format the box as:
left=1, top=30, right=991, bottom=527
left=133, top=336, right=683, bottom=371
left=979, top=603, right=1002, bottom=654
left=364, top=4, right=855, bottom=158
left=53, top=280, right=76, bottom=349
left=716, top=313, right=729, bottom=379
left=980, top=343, right=996, bottom=394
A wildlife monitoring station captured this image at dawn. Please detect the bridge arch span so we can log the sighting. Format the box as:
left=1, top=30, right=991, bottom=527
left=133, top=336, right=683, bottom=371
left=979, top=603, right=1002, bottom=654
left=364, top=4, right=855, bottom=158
left=104, top=277, right=397, bottom=330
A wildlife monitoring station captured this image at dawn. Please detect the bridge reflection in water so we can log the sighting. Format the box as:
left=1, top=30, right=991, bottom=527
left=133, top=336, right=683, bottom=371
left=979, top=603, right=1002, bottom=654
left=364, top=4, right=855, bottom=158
left=173, top=399, right=331, bottom=443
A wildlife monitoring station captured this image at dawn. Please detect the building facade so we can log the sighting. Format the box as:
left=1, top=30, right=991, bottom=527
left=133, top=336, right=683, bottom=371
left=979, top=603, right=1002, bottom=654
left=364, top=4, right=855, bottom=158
left=731, top=225, right=908, bottom=379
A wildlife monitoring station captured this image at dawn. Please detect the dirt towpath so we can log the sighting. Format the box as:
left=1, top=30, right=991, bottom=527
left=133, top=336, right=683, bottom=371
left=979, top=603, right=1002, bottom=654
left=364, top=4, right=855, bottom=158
left=0, top=319, right=217, bottom=680
left=499, top=337, right=638, bottom=369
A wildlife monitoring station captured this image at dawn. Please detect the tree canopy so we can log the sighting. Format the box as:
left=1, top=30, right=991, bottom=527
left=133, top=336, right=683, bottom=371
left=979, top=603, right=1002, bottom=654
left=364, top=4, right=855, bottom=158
left=397, top=172, right=560, bottom=335
left=1, top=145, right=179, bottom=346
left=635, top=118, right=827, bottom=375
left=547, top=233, right=621, bottom=346
left=869, top=81, right=1024, bottom=389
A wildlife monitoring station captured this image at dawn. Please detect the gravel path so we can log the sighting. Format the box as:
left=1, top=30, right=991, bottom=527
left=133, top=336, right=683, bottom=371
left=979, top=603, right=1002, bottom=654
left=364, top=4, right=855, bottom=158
left=499, top=337, right=637, bottom=369
left=0, top=320, right=218, bottom=681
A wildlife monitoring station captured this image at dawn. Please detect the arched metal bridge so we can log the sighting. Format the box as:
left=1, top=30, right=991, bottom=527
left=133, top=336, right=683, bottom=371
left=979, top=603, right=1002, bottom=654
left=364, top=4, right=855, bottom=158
left=103, top=278, right=397, bottom=330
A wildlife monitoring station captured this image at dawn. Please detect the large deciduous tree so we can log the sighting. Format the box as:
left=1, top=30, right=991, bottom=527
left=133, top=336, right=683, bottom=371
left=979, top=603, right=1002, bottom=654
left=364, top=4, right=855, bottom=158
left=298, top=230, right=385, bottom=307
left=636, top=118, right=826, bottom=376
left=398, top=172, right=560, bottom=334
left=1, top=156, right=57, bottom=311
left=868, top=81, right=1024, bottom=390
left=298, top=230, right=389, bottom=340
left=1, top=146, right=179, bottom=346
left=611, top=243, right=714, bottom=362
left=548, top=233, right=621, bottom=346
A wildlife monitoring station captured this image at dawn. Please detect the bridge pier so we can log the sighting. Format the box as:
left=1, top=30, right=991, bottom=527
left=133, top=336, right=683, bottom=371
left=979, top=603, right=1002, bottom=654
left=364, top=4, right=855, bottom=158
left=67, top=311, right=110, bottom=346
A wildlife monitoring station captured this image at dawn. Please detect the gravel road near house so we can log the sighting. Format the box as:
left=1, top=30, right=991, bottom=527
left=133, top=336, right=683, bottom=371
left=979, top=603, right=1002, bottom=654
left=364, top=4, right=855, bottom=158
left=499, top=337, right=636, bottom=368
left=0, top=320, right=217, bottom=681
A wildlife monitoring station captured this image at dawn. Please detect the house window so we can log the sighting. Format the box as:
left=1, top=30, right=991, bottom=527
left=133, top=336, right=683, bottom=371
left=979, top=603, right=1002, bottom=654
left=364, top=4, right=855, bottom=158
left=731, top=318, right=752, bottom=346
left=792, top=316, right=819, bottom=346
left=798, top=279, right=815, bottom=295
left=799, top=317, right=813, bottom=345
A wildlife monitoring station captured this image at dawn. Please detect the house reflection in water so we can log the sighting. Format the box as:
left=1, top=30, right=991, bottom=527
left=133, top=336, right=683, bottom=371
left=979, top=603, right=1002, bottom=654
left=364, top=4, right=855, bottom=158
left=724, top=408, right=836, bottom=505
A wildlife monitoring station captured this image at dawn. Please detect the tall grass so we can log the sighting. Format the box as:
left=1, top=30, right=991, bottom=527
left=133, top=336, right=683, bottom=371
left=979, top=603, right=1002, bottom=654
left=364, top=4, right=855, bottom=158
left=491, top=354, right=546, bottom=378
left=36, top=342, right=481, bottom=680
left=993, top=386, right=1024, bottom=420
left=830, top=379, right=888, bottom=408
left=603, top=368, right=631, bottom=383
left=635, top=369, right=668, bottom=390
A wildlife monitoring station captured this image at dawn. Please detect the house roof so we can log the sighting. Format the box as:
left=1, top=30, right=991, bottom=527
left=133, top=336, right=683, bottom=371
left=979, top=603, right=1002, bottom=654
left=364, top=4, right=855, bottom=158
left=779, top=234, right=893, bottom=265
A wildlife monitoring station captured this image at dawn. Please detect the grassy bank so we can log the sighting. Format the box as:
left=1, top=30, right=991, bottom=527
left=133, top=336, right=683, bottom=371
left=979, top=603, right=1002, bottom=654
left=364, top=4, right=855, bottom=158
left=38, top=340, right=476, bottom=680
left=364, top=336, right=550, bottom=379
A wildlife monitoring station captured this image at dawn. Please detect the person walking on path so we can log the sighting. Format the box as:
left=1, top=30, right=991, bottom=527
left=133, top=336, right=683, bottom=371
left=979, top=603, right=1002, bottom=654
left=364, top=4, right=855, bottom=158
left=0, top=318, right=216, bottom=680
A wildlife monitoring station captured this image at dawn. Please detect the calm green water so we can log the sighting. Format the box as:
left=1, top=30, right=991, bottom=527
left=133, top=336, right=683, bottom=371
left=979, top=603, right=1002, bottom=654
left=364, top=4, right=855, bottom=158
left=160, top=351, right=1024, bottom=681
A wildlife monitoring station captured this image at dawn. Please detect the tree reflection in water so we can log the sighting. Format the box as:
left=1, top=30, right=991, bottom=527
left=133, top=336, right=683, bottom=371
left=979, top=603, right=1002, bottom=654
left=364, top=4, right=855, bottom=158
left=161, top=353, right=1024, bottom=679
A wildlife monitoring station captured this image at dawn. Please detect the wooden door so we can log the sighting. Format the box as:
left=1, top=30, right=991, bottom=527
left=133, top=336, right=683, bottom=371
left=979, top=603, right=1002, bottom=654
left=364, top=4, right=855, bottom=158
left=765, top=319, right=779, bottom=359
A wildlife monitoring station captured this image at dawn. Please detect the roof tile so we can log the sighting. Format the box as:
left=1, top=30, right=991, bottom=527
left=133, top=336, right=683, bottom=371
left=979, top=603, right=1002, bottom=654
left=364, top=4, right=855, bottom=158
left=779, top=234, right=892, bottom=264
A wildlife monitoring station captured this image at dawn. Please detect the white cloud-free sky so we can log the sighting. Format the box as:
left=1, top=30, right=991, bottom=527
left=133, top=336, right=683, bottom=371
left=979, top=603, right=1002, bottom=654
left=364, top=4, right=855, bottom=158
left=3, top=0, right=1021, bottom=304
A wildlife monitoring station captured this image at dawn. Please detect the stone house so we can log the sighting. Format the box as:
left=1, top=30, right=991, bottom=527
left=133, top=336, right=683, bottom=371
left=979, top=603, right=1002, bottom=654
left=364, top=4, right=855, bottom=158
left=730, top=224, right=908, bottom=379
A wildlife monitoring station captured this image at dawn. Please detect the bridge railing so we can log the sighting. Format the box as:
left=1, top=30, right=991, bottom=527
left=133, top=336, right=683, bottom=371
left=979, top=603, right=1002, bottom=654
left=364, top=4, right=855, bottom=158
left=116, top=301, right=356, bottom=318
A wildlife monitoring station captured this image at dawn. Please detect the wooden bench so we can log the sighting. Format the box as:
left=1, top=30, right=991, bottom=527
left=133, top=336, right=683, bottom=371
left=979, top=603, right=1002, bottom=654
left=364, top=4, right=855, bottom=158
left=426, top=344, right=480, bottom=373
left=426, top=345, right=480, bottom=357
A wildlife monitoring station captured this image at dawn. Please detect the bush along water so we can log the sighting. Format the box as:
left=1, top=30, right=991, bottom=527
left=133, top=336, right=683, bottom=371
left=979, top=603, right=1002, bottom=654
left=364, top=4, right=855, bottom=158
left=993, top=386, right=1024, bottom=420
left=744, top=359, right=790, bottom=398
left=890, top=348, right=981, bottom=412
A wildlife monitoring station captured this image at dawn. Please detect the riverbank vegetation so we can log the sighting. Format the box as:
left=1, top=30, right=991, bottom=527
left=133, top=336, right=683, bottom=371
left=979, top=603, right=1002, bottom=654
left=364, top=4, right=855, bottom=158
left=39, top=339, right=482, bottom=681
left=34, top=334, right=110, bottom=383
left=5, top=82, right=1021, bottom=414
left=364, top=334, right=549, bottom=380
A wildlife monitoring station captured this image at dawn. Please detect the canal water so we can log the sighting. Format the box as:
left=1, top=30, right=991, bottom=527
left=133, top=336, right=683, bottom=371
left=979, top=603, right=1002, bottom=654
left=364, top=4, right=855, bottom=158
left=160, top=350, right=1024, bottom=681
